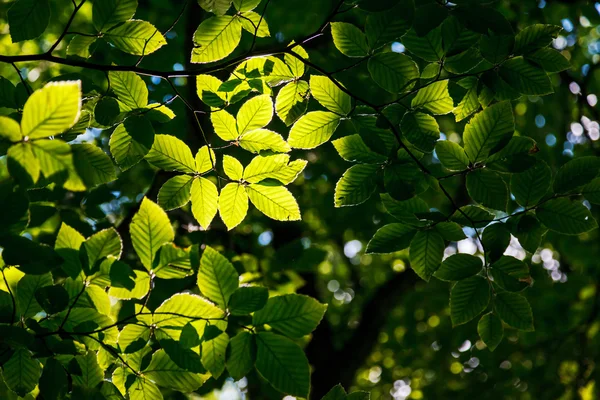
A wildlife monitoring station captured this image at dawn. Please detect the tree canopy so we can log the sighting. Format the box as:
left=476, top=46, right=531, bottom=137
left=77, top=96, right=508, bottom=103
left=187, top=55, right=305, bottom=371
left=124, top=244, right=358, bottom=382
left=0, top=0, right=599, bottom=399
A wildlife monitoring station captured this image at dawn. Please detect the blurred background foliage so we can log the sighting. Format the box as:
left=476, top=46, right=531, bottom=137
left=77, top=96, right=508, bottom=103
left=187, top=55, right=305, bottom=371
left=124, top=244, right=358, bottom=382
left=1, top=0, right=600, bottom=399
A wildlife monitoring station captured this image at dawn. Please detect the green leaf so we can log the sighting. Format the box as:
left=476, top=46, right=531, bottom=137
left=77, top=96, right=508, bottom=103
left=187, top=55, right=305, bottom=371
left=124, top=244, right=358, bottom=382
left=71, top=351, right=104, bottom=391
left=7, top=143, right=40, bottom=185
left=255, top=332, right=310, bottom=398
left=482, top=223, right=511, bottom=262
left=145, top=134, right=196, bottom=173
left=453, top=77, right=480, bottom=122
left=131, top=197, right=174, bottom=271
left=199, top=0, right=233, bottom=15
left=243, top=154, right=307, bottom=184
left=55, top=223, right=85, bottom=278
left=93, top=0, right=138, bottom=32
left=434, top=254, right=483, bottom=282
left=247, top=183, right=301, bottom=221
left=201, top=332, right=229, bottom=378
left=67, top=35, right=98, bottom=59
left=237, top=94, right=273, bottom=135
left=275, top=80, right=309, bottom=126
left=253, top=294, right=326, bottom=337
left=365, top=1, right=413, bottom=47
left=2, top=348, right=41, bottom=397
left=463, top=101, right=514, bottom=162
left=368, top=52, right=418, bottom=93
left=190, top=177, right=219, bottom=229
left=553, top=156, right=600, bottom=194
left=490, top=255, right=530, bottom=292
left=109, top=268, right=151, bottom=299
left=105, top=20, right=167, bottom=55
left=466, top=169, right=508, bottom=211
left=525, top=48, right=570, bottom=72
left=365, top=223, right=416, bottom=254
left=583, top=178, right=600, bottom=205
left=211, top=110, right=238, bottom=141
left=411, top=80, right=453, bottom=115
left=197, top=75, right=229, bottom=107
left=196, top=145, right=216, bottom=173
left=239, top=129, right=291, bottom=153
left=233, top=0, right=261, bottom=12
left=191, top=16, right=242, bottom=63
left=330, top=22, right=369, bottom=57
left=21, top=81, right=81, bottom=139
left=218, top=182, right=249, bottom=230
left=309, top=75, right=352, bottom=115
left=198, top=246, right=238, bottom=308
left=284, top=43, right=308, bottom=78
left=229, top=285, right=269, bottom=315
left=8, top=0, right=50, bottom=42
left=334, top=164, right=379, bottom=207
left=39, top=358, right=68, bottom=400
left=514, top=24, right=561, bottom=54
left=226, top=331, right=255, bottom=380
left=144, top=349, right=205, bottom=391
left=31, top=139, right=74, bottom=179
left=409, top=230, right=445, bottom=281
left=240, top=11, right=270, bottom=37
left=119, top=323, right=151, bottom=353
left=479, top=34, right=514, bottom=64
left=401, top=112, right=439, bottom=153
left=84, top=227, right=122, bottom=268
left=109, top=116, right=155, bottom=171
left=0, top=116, right=21, bottom=142
left=72, top=143, right=117, bottom=187
left=288, top=111, right=341, bottom=149
left=128, top=376, right=163, bottom=400
left=332, top=134, right=388, bottom=164
left=494, top=291, right=534, bottom=331
left=434, top=222, right=467, bottom=241
left=158, top=175, right=194, bottom=210
left=499, top=57, right=553, bottom=96
left=510, top=160, right=551, bottom=207
left=383, top=162, right=428, bottom=201
left=402, top=26, right=444, bottom=62
left=435, top=140, right=469, bottom=171
left=154, top=243, right=193, bottom=279
left=536, top=198, right=598, bottom=235
left=223, top=155, right=244, bottom=180
left=509, top=213, right=547, bottom=253
left=477, top=313, right=504, bottom=351
left=450, top=276, right=490, bottom=326
left=451, top=205, right=494, bottom=228
left=17, top=273, right=52, bottom=319
left=109, top=70, right=148, bottom=110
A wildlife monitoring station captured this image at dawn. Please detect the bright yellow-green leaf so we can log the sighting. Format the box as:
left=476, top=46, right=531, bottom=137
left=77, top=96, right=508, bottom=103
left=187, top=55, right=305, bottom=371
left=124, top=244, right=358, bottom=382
left=108, top=70, right=148, bottom=110
left=7, top=143, right=40, bottom=185
left=109, top=269, right=151, bottom=299
left=21, top=81, right=81, bottom=139
left=309, top=75, right=352, bottom=115
left=223, top=155, right=244, bottom=180
left=158, top=175, right=194, bottom=210
left=202, top=332, right=229, bottom=378
left=240, top=11, right=270, bottom=37
left=284, top=43, right=308, bottom=78
left=239, top=129, right=290, bottom=153
left=105, top=20, right=167, bottom=55
left=145, top=134, right=196, bottom=173
left=195, top=145, right=216, bottom=173
left=367, top=52, right=419, bottom=93
left=218, top=182, right=248, bottom=230
left=31, top=139, right=73, bottom=178
left=92, top=0, right=137, bottom=32
left=109, top=116, right=155, bottom=171
left=211, top=110, right=238, bottom=141
left=288, top=111, right=340, bottom=149
left=198, top=0, right=232, bottom=15
left=233, top=0, right=261, bottom=12
left=411, top=80, right=454, bottom=115
left=0, top=116, right=21, bottom=142
left=330, top=22, right=369, bottom=57
left=191, top=177, right=219, bottom=229
left=197, top=75, right=228, bottom=107
left=243, top=154, right=306, bottom=184
left=247, top=183, right=300, bottom=221
left=130, top=197, right=174, bottom=271
left=275, top=80, right=309, bottom=126
left=198, top=246, right=239, bottom=308
left=236, top=94, right=273, bottom=135
left=191, top=16, right=242, bottom=63
left=463, top=101, right=514, bottom=162
left=144, top=349, right=205, bottom=392
left=253, top=294, right=327, bottom=338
